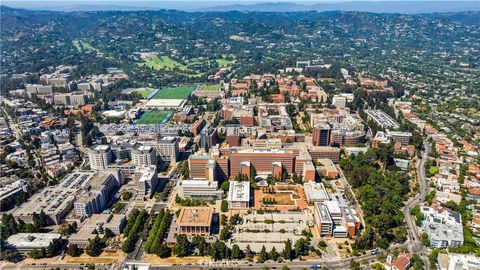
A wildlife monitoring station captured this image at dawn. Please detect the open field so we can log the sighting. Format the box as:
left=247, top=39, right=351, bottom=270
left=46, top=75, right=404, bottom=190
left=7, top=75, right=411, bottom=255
left=144, top=254, right=210, bottom=264
left=135, top=88, right=157, bottom=98
left=152, top=86, right=194, bottom=99
left=263, top=192, right=295, bottom=205
left=139, top=55, right=188, bottom=71
left=137, top=55, right=236, bottom=77
left=136, top=111, right=172, bottom=124
left=200, top=84, right=221, bottom=91
left=66, top=251, right=124, bottom=264
left=216, top=58, right=236, bottom=67
left=138, top=55, right=204, bottom=77
left=254, top=185, right=308, bottom=211
left=66, top=257, right=118, bottom=264
left=73, top=40, right=96, bottom=52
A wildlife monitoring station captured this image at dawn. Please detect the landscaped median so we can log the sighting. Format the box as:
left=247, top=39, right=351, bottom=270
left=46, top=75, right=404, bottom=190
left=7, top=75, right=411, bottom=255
left=65, top=250, right=125, bottom=264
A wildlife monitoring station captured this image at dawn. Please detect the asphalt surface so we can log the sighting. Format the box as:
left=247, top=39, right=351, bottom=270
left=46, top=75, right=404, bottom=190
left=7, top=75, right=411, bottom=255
left=149, top=252, right=379, bottom=269
left=403, top=143, right=431, bottom=268
left=0, top=263, right=114, bottom=270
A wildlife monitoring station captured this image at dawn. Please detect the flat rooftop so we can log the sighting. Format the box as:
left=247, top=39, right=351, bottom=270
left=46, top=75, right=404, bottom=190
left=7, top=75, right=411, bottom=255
left=160, top=136, right=176, bottom=142
left=178, top=180, right=218, bottom=188
left=304, top=182, right=329, bottom=201
left=176, top=207, right=213, bottom=227
left=309, top=146, right=341, bottom=153
left=83, top=213, right=125, bottom=228
left=426, top=222, right=464, bottom=242
left=93, top=145, right=110, bottom=151
left=190, top=154, right=211, bottom=159
left=314, top=203, right=332, bottom=223
left=228, top=181, right=250, bottom=202
left=235, top=149, right=288, bottom=154
left=365, top=109, right=399, bottom=129
left=145, top=99, right=185, bottom=107
left=323, top=200, right=342, bottom=215
left=5, top=233, right=61, bottom=249
left=387, top=130, right=413, bottom=137
left=136, top=145, right=153, bottom=151
left=138, top=169, right=156, bottom=183
left=14, top=171, right=96, bottom=217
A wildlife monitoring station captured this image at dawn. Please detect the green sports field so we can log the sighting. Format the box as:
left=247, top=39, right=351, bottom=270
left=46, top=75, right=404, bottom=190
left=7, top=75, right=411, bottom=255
left=200, top=85, right=221, bottom=91
left=151, top=86, right=195, bottom=99
left=135, top=88, right=157, bottom=98
left=136, top=111, right=172, bottom=124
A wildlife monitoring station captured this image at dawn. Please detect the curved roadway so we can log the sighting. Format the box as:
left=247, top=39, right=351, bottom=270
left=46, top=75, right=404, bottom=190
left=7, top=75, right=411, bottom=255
left=403, top=142, right=431, bottom=268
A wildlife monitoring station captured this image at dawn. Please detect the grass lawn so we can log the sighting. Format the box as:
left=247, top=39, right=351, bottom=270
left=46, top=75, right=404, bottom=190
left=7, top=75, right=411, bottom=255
left=138, top=55, right=237, bottom=77
left=73, top=40, right=96, bottom=52
left=428, top=166, right=439, bottom=176
left=187, top=59, right=203, bottom=67
left=140, top=55, right=188, bottom=71
left=200, top=85, right=221, bottom=91
left=152, top=86, right=194, bottom=99
left=216, top=58, right=236, bottom=67
left=135, top=88, right=157, bottom=98
left=138, top=55, right=204, bottom=77
left=136, top=111, right=172, bottom=124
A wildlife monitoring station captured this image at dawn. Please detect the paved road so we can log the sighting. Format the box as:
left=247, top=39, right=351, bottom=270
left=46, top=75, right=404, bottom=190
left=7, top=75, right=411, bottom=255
left=1, top=106, right=22, bottom=140
left=336, top=165, right=366, bottom=227
left=149, top=252, right=379, bottom=270
left=403, top=142, right=431, bottom=268
left=0, top=263, right=114, bottom=270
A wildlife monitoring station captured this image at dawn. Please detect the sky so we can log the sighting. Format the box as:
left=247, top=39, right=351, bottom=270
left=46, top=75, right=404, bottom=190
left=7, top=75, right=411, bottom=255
left=2, top=0, right=479, bottom=12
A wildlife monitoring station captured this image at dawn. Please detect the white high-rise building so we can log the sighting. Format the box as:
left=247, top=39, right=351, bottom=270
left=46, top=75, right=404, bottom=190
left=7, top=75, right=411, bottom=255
left=132, top=146, right=157, bottom=167
left=134, top=166, right=158, bottom=201
left=88, top=145, right=113, bottom=170
left=157, top=136, right=178, bottom=162
left=140, top=136, right=178, bottom=163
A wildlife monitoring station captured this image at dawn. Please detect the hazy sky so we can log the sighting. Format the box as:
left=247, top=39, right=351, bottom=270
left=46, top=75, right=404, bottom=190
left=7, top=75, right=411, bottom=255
left=4, top=0, right=475, bottom=3
left=3, top=0, right=479, bottom=13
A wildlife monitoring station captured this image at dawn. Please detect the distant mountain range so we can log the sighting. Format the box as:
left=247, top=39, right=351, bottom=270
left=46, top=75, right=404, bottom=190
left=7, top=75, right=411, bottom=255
left=201, top=1, right=480, bottom=13
left=2, top=1, right=480, bottom=14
